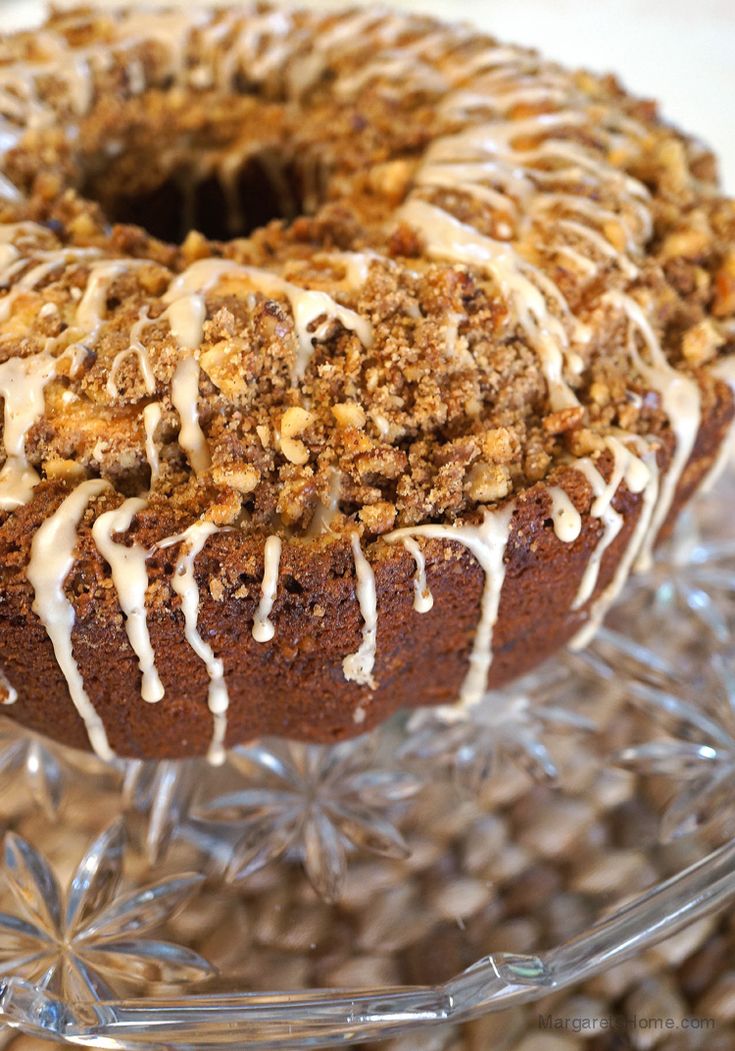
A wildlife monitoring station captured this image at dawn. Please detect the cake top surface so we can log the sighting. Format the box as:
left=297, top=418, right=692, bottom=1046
left=0, top=3, right=733, bottom=541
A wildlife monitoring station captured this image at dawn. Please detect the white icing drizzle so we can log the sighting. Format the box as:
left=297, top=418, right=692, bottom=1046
left=334, top=251, right=376, bottom=289
left=342, top=533, right=378, bottom=689
left=571, top=459, right=625, bottom=610
left=571, top=444, right=659, bottom=650
left=171, top=355, right=210, bottom=478
left=699, top=431, right=734, bottom=495
left=0, top=666, right=17, bottom=705
left=555, top=219, right=639, bottom=280
left=398, top=198, right=579, bottom=410
left=92, top=497, right=164, bottom=703
left=143, top=401, right=163, bottom=486
left=698, top=355, right=735, bottom=493
left=308, top=468, right=343, bottom=536
left=27, top=479, right=113, bottom=760
left=571, top=437, right=652, bottom=609
left=0, top=4, right=717, bottom=729
left=165, top=295, right=207, bottom=350
left=163, top=258, right=373, bottom=382
left=605, top=292, right=702, bottom=571
left=386, top=505, right=514, bottom=708
left=0, top=174, right=21, bottom=202
left=0, top=350, right=56, bottom=509
left=547, top=486, right=582, bottom=543
left=0, top=247, right=102, bottom=323
left=158, top=520, right=228, bottom=765
left=252, top=535, right=282, bottom=643
left=107, top=306, right=157, bottom=397
left=402, top=537, right=434, bottom=613
left=75, top=261, right=126, bottom=331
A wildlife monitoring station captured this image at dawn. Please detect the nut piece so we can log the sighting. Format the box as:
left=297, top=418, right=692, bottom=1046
left=212, top=463, right=260, bottom=493
left=332, top=402, right=366, bottom=429
left=368, top=159, right=414, bottom=202
left=280, top=438, right=308, bottom=465
left=543, top=406, right=584, bottom=435
left=280, top=407, right=314, bottom=465
left=713, top=252, right=735, bottom=317
left=479, top=426, right=514, bottom=463
left=681, top=319, right=724, bottom=366
left=359, top=501, right=396, bottom=534
left=468, top=462, right=512, bottom=503
left=200, top=344, right=247, bottom=398
left=660, top=228, right=710, bottom=263
left=280, top=406, right=314, bottom=439
left=43, top=458, right=88, bottom=484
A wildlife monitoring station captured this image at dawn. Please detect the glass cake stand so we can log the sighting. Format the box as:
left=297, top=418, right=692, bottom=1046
left=0, top=466, right=733, bottom=1049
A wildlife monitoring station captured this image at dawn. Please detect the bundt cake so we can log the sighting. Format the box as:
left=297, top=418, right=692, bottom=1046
left=0, top=4, right=732, bottom=760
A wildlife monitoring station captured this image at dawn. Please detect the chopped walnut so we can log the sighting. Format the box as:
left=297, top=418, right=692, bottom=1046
left=467, top=462, right=512, bottom=503
left=43, top=457, right=88, bottom=484
left=479, top=427, right=515, bottom=463
left=359, top=501, right=396, bottom=534
left=332, top=402, right=366, bottom=429
left=681, top=319, right=725, bottom=366
left=279, top=406, right=314, bottom=465
left=209, top=578, right=225, bottom=601
left=566, top=427, right=606, bottom=457
left=713, top=252, right=735, bottom=317
left=211, top=463, right=260, bottom=493
left=368, top=159, right=414, bottom=202
left=542, top=406, right=585, bottom=435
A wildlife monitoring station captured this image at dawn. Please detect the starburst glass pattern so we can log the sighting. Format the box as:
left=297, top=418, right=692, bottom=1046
left=197, top=739, right=422, bottom=902
left=122, top=758, right=201, bottom=864
left=0, top=821, right=214, bottom=999
left=0, top=718, right=105, bottom=819
left=620, top=463, right=735, bottom=649
left=399, top=668, right=595, bottom=794
left=615, top=651, right=735, bottom=843
left=626, top=520, right=735, bottom=648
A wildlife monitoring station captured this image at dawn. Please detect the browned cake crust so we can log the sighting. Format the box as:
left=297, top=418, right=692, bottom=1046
left=0, top=5, right=732, bottom=759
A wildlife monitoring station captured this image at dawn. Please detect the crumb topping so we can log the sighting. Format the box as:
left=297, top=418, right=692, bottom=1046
left=0, top=3, right=732, bottom=541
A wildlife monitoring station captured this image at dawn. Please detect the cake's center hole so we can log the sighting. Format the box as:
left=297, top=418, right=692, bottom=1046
left=84, top=147, right=307, bottom=244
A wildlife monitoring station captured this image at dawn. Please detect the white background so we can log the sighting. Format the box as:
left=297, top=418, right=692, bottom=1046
left=2, top=0, right=734, bottom=189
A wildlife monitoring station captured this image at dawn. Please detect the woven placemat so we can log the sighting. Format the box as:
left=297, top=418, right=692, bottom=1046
left=3, top=904, right=734, bottom=1051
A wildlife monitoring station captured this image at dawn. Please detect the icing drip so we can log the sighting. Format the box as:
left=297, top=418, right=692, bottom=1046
left=107, top=306, right=157, bottom=397
left=698, top=356, right=735, bottom=493
left=699, top=431, right=734, bottom=495
left=252, top=535, right=282, bottom=643
left=159, top=521, right=228, bottom=765
left=335, top=251, right=376, bottom=289
left=571, top=437, right=651, bottom=609
left=572, top=444, right=659, bottom=650
left=387, top=505, right=514, bottom=709
left=342, top=533, right=378, bottom=689
left=0, top=350, right=56, bottom=509
left=402, top=537, right=434, bottom=613
left=27, top=479, right=113, bottom=760
left=92, top=497, right=163, bottom=703
left=171, top=355, right=210, bottom=477
left=163, top=258, right=373, bottom=382
left=165, top=296, right=207, bottom=350
left=75, top=261, right=126, bottom=331
left=0, top=174, right=20, bottom=202
left=143, top=401, right=163, bottom=486
left=0, top=247, right=102, bottom=323
left=307, top=468, right=342, bottom=536
left=605, top=292, right=702, bottom=571
left=398, top=198, right=579, bottom=410
left=0, top=667, right=17, bottom=705
left=547, top=486, right=582, bottom=543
